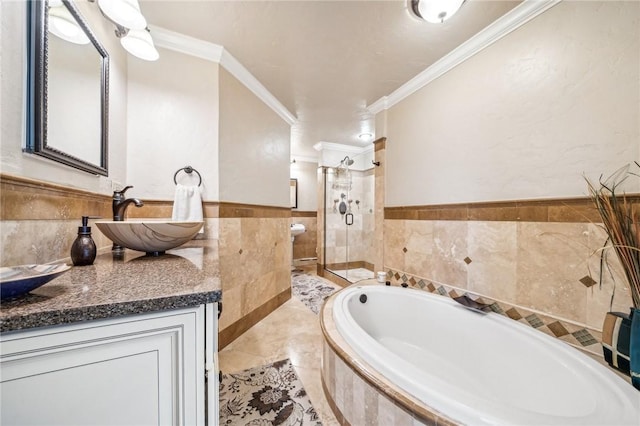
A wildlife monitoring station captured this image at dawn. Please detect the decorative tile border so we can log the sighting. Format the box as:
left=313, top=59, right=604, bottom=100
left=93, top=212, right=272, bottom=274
left=385, top=196, right=640, bottom=223
left=384, top=267, right=604, bottom=356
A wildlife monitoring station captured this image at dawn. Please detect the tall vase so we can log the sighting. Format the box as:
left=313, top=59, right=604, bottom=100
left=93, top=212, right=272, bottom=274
left=630, top=308, right=640, bottom=390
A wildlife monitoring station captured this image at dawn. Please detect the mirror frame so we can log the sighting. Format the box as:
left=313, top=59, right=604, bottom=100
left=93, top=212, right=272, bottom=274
left=26, top=0, right=110, bottom=176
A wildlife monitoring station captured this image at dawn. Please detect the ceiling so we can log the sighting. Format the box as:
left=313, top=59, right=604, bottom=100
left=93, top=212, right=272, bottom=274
left=140, top=0, right=521, bottom=160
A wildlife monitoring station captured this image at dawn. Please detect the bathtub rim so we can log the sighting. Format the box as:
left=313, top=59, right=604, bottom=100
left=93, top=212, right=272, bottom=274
left=320, top=283, right=459, bottom=426
left=321, top=282, right=640, bottom=426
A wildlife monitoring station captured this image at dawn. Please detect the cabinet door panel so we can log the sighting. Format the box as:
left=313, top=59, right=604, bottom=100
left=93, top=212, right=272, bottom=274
left=1, top=307, right=205, bottom=425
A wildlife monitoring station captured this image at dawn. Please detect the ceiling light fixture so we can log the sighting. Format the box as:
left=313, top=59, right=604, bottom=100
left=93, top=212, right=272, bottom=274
left=48, top=4, right=90, bottom=45
left=358, top=132, right=373, bottom=141
left=409, top=0, right=466, bottom=24
left=92, top=0, right=159, bottom=61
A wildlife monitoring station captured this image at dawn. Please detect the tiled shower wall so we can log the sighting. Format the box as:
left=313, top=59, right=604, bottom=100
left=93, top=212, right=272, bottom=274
left=384, top=214, right=635, bottom=355
left=324, top=169, right=375, bottom=268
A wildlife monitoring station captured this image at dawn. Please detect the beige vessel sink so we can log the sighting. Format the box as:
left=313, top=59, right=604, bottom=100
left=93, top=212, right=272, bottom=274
left=95, top=220, right=203, bottom=255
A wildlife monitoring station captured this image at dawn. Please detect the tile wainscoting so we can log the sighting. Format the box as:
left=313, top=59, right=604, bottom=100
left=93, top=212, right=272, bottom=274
left=384, top=196, right=640, bottom=355
left=0, top=173, right=292, bottom=348
left=1, top=174, right=113, bottom=265
left=291, top=211, right=317, bottom=261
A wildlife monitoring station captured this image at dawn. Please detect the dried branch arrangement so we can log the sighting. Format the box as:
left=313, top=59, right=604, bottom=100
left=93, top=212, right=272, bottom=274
left=586, top=163, right=640, bottom=308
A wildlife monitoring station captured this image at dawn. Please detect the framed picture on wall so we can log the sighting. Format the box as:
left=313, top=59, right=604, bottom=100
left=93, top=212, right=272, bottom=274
left=290, top=178, right=298, bottom=209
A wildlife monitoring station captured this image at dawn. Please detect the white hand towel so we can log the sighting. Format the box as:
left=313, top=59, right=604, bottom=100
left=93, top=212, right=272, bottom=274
left=172, top=184, right=204, bottom=233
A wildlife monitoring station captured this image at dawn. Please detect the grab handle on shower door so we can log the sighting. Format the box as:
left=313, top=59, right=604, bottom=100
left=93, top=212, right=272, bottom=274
left=345, top=213, right=354, bottom=226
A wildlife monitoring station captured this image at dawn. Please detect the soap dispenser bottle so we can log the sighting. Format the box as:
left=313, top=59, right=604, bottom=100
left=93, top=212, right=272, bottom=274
left=71, top=216, right=97, bottom=266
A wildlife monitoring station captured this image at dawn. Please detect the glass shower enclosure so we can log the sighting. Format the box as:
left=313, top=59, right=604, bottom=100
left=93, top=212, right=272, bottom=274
left=323, top=157, right=375, bottom=283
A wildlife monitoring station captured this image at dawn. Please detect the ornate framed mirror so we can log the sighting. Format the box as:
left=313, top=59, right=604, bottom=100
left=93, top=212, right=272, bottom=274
left=26, top=0, right=109, bottom=176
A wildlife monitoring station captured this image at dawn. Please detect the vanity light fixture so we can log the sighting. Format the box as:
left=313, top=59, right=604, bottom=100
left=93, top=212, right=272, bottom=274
left=117, top=27, right=160, bottom=61
left=92, top=0, right=159, bottom=61
left=97, top=0, right=147, bottom=30
left=48, top=2, right=90, bottom=45
left=409, top=0, right=466, bottom=24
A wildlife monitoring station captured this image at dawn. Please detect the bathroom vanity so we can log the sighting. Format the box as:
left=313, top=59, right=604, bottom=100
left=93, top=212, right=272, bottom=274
left=0, top=241, right=221, bottom=425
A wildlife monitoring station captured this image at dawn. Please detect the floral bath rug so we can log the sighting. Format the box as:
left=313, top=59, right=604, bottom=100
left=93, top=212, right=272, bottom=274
left=219, top=358, right=321, bottom=426
left=291, top=273, right=339, bottom=315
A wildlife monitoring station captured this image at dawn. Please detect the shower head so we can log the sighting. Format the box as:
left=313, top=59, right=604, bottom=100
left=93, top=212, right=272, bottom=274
left=341, top=156, right=354, bottom=166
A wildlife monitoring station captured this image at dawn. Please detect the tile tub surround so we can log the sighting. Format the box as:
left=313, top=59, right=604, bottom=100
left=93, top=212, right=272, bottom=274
left=383, top=197, right=639, bottom=354
left=0, top=240, right=222, bottom=332
left=319, top=292, right=457, bottom=426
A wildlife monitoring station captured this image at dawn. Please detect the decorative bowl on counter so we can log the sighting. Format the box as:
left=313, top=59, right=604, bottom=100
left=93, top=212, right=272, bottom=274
left=1, top=263, right=71, bottom=300
left=95, top=220, right=204, bottom=256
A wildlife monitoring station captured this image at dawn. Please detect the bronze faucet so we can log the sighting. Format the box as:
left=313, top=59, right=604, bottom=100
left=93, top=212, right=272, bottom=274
left=111, top=186, right=143, bottom=253
left=112, top=186, right=144, bottom=221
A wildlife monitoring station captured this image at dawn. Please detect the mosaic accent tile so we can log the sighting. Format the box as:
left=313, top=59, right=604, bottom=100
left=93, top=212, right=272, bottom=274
left=572, top=329, right=598, bottom=346
left=394, top=272, right=400, bottom=280
left=506, top=307, right=523, bottom=320
left=488, top=303, right=505, bottom=315
left=427, top=282, right=436, bottom=292
left=402, top=247, right=408, bottom=253
left=448, top=289, right=460, bottom=298
left=464, top=256, right=472, bottom=264
left=525, top=314, right=544, bottom=328
left=409, top=277, right=416, bottom=286
left=579, top=275, right=597, bottom=288
left=386, top=270, right=393, bottom=279
left=437, top=286, right=448, bottom=296
left=417, top=279, right=426, bottom=289
left=547, top=321, right=570, bottom=337
left=401, top=274, right=408, bottom=283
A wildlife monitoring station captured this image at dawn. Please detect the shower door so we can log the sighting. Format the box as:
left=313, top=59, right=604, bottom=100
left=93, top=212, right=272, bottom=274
left=323, top=164, right=375, bottom=283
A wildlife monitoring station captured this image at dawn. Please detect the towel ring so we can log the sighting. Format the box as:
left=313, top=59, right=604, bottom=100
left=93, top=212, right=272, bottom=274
left=173, top=166, right=202, bottom=187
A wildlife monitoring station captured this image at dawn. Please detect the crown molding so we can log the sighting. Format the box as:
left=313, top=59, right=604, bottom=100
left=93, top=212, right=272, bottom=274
left=149, top=26, right=223, bottom=62
left=291, top=155, right=318, bottom=164
left=368, top=0, right=562, bottom=114
left=218, top=50, right=297, bottom=125
left=149, top=26, right=297, bottom=126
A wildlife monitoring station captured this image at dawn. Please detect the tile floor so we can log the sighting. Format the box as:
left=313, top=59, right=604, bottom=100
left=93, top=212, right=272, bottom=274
left=218, top=267, right=340, bottom=425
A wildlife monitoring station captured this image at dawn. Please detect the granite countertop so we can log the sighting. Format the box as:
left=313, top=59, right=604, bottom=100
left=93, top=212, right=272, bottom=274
left=0, top=240, right=221, bottom=333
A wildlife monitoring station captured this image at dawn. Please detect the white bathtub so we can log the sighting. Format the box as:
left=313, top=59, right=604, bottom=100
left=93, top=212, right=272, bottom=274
left=332, top=285, right=640, bottom=425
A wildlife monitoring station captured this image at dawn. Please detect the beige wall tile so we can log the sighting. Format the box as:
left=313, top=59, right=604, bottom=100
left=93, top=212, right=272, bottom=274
left=516, top=222, right=589, bottom=323
left=467, top=221, right=517, bottom=300
left=430, top=221, right=468, bottom=288
left=384, top=220, right=406, bottom=271
left=219, top=284, right=242, bottom=329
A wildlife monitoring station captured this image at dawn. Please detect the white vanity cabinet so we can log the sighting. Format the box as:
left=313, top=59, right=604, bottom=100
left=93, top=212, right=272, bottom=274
left=0, top=303, right=219, bottom=426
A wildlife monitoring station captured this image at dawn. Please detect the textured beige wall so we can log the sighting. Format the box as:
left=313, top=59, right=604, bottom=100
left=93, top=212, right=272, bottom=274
left=218, top=68, right=291, bottom=207
left=383, top=1, right=640, bottom=206
left=0, top=0, right=128, bottom=193
left=127, top=48, right=220, bottom=201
